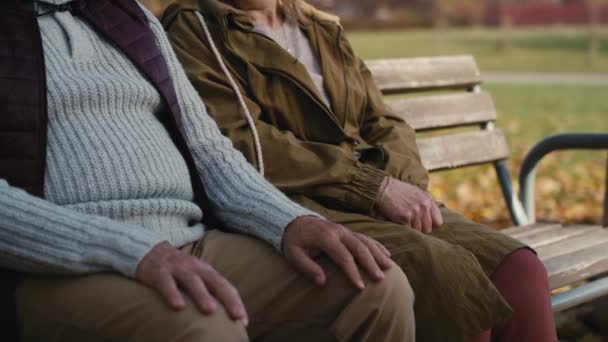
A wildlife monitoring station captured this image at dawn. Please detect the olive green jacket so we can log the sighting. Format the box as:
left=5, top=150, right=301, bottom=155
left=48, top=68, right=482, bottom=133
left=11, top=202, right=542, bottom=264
left=162, top=0, right=428, bottom=216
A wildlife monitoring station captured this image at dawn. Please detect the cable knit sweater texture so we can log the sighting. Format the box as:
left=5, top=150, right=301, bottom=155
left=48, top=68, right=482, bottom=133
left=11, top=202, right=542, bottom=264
left=0, top=1, right=318, bottom=277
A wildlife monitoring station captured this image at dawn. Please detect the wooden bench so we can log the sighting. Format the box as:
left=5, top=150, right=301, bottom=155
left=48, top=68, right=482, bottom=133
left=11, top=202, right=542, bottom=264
left=365, top=55, right=608, bottom=313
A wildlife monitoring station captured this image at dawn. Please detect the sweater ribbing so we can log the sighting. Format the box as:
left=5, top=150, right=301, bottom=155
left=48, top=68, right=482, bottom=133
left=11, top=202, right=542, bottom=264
left=0, top=2, right=318, bottom=277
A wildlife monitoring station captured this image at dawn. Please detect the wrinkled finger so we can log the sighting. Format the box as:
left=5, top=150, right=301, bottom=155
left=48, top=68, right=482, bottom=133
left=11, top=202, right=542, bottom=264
left=155, top=271, right=185, bottom=311
left=358, top=235, right=392, bottom=270
left=176, top=271, right=216, bottom=314
left=201, top=267, right=248, bottom=323
left=376, top=240, right=392, bottom=258
left=373, top=211, right=388, bottom=221
left=413, top=213, right=423, bottom=232
left=421, top=207, right=433, bottom=234
left=289, top=247, right=327, bottom=286
left=431, top=204, right=444, bottom=228
left=345, top=234, right=384, bottom=282
left=322, top=239, right=365, bottom=290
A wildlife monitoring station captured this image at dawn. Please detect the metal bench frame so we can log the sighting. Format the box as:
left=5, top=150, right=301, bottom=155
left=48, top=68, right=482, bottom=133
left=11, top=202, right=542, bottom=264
left=498, top=133, right=608, bottom=311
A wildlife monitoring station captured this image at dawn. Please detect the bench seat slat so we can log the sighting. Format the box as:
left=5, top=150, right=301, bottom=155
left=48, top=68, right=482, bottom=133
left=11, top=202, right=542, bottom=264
left=500, top=223, right=561, bottom=239
left=516, top=225, right=603, bottom=249
left=536, top=229, right=608, bottom=260
left=501, top=224, right=608, bottom=289
left=543, top=231, right=608, bottom=289
left=366, top=55, right=482, bottom=94
left=386, top=92, right=497, bottom=131
left=501, top=224, right=561, bottom=240
left=417, top=130, right=509, bottom=171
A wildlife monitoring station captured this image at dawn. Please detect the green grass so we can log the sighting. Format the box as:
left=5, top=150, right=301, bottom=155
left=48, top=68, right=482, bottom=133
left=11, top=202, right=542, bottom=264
left=347, top=26, right=608, bottom=73
left=489, top=84, right=608, bottom=141
left=489, top=84, right=608, bottom=169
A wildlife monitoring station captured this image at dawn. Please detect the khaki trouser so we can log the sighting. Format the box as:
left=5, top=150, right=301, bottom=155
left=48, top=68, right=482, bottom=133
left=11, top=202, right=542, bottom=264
left=16, top=230, right=415, bottom=342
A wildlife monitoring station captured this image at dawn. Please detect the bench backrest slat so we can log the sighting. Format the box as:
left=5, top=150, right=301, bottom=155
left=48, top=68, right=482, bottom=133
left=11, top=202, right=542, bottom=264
left=418, top=130, right=509, bottom=171
left=367, top=55, right=482, bottom=94
left=603, top=159, right=608, bottom=228
left=366, top=55, right=508, bottom=170
left=385, top=91, right=497, bottom=131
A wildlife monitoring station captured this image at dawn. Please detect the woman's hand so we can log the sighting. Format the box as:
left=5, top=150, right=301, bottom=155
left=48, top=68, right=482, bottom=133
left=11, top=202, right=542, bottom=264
left=376, top=177, right=443, bottom=233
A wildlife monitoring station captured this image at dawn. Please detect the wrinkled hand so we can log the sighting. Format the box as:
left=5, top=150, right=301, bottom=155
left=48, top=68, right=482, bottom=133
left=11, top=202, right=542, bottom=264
left=135, top=242, right=248, bottom=326
left=376, top=177, right=443, bottom=233
left=282, top=216, right=392, bottom=290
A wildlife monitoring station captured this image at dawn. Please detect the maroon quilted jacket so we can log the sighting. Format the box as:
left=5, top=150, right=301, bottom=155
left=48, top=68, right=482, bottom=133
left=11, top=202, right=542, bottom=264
left=0, top=1, right=211, bottom=339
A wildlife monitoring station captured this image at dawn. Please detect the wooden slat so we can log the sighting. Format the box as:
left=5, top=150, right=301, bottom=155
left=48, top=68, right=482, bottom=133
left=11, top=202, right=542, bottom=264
left=417, top=130, right=509, bottom=171
left=385, top=92, right=497, bottom=131
left=603, top=159, right=608, bottom=227
left=544, top=233, right=608, bottom=289
left=366, top=55, right=482, bottom=94
left=536, top=229, right=608, bottom=260
left=501, top=223, right=561, bottom=240
left=517, top=225, right=603, bottom=249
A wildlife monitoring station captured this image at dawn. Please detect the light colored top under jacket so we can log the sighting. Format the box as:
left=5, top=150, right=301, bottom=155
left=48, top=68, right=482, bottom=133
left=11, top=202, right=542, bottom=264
left=0, top=0, right=317, bottom=278
left=253, top=19, right=331, bottom=107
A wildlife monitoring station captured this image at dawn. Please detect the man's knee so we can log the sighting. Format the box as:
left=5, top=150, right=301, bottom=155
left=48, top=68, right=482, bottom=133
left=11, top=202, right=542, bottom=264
left=17, top=274, right=249, bottom=342
left=367, top=265, right=415, bottom=315
left=169, top=308, right=249, bottom=342
left=339, top=265, right=415, bottom=341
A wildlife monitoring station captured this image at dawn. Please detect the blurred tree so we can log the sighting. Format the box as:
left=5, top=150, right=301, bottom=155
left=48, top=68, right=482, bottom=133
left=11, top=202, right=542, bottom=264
left=494, top=0, right=515, bottom=52
left=586, top=0, right=605, bottom=65
left=433, top=0, right=488, bottom=27
left=399, top=0, right=488, bottom=27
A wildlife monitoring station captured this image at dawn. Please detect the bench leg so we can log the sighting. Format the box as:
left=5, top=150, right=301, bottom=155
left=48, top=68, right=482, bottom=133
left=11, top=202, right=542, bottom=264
left=552, top=277, right=608, bottom=312
left=603, top=155, right=607, bottom=228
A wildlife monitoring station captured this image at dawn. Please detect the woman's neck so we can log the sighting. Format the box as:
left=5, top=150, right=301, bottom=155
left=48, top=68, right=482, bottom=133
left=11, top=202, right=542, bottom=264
left=233, top=0, right=283, bottom=28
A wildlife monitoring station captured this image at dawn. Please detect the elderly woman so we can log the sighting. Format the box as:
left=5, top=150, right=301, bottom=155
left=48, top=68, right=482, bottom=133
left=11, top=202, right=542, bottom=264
left=162, top=1, right=557, bottom=341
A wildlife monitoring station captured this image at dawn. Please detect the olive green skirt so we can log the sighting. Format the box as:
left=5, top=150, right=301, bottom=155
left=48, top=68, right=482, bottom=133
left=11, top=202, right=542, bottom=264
left=292, top=196, right=527, bottom=342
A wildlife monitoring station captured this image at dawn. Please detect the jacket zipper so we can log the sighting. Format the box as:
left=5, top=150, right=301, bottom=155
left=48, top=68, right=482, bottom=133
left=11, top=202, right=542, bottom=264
left=245, top=30, right=344, bottom=131
left=336, top=26, right=349, bottom=127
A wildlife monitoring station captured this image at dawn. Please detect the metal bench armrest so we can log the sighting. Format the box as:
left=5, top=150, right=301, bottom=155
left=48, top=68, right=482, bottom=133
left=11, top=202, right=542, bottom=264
left=518, top=133, right=608, bottom=224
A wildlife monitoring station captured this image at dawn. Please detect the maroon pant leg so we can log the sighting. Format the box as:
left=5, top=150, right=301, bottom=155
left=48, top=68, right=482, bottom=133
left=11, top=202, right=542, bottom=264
left=471, top=249, right=557, bottom=342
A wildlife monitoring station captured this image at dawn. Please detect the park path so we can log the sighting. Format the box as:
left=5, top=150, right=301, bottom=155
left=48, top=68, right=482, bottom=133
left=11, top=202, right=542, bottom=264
left=483, top=72, right=608, bottom=85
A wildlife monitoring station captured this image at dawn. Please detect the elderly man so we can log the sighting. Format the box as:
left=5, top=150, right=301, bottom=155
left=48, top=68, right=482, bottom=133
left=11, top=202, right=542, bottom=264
left=0, top=0, right=415, bottom=341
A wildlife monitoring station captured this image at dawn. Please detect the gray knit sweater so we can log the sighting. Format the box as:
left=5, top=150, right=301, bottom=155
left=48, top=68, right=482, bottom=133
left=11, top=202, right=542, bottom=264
left=0, top=1, right=317, bottom=277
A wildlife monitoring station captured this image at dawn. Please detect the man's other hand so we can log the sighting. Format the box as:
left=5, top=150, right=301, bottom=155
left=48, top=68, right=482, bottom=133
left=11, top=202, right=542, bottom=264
left=377, top=177, right=443, bottom=233
left=282, top=216, right=392, bottom=290
left=135, top=242, right=248, bottom=326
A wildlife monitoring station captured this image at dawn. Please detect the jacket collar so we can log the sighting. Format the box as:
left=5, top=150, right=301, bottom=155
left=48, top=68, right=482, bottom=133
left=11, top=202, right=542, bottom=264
left=165, top=0, right=346, bottom=127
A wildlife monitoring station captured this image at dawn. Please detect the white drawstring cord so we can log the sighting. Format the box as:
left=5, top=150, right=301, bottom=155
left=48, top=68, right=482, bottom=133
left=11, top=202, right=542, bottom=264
left=195, top=12, right=265, bottom=176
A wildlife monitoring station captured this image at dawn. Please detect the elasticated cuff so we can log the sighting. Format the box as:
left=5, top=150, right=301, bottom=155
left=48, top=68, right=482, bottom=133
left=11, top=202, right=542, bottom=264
left=344, top=163, right=388, bottom=214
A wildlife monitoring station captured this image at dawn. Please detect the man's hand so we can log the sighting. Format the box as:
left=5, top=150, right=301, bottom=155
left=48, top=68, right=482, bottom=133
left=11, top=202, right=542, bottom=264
left=135, top=242, right=248, bottom=326
left=376, top=177, right=443, bottom=233
left=282, top=216, right=392, bottom=290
